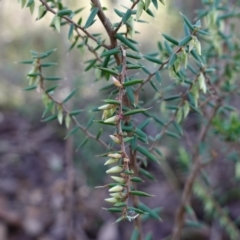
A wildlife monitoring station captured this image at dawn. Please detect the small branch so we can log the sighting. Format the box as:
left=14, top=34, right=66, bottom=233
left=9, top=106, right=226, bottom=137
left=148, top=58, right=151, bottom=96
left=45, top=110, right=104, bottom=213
left=135, top=47, right=182, bottom=96
left=36, top=60, right=109, bottom=149
left=113, top=0, right=140, bottom=34
left=75, top=29, right=102, bottom=62
left=39, top=0, right=110, bottom=49
left=91, top=0, right=121, bottom=64
left=171, top=102, right=221, bottom=240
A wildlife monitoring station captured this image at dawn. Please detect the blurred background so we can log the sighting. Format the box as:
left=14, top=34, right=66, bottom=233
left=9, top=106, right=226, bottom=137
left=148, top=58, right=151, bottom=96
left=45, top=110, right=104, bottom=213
left=0, top=1, right=239, bottom=240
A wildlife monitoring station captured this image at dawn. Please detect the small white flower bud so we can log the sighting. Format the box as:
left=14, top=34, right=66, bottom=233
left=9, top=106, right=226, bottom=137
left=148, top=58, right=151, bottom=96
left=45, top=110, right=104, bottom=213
left=111, top=176, right=125, bottom=183
left=112, top=77, right=123, bottom=88
left=105, top=198, right=117, bottom=203
left=104, top=158, right=118, bottom=165
left=104, top=115, right=119, bottom=124
left=108, top=153, right=122, bottom=159
left=106, top=166, right=123, bottom=174
left=109, top=185, right=124, bottom=192
left=109, top=135, right=121, bottom=144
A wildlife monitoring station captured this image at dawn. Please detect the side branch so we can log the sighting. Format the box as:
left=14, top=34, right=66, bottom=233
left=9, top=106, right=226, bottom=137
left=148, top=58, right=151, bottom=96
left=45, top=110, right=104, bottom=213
left=39, top=0, right=110, bottom=49
left=171, top=101, right=221, bottom=240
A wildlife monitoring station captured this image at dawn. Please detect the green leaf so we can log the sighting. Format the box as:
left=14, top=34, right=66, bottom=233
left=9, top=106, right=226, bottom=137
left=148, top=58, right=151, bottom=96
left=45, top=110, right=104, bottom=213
left=114, top=216, right=125, bottom=224
left=37, top=4, right=46, bottom=20
left=45, top=85, right=58, bottom=93
left=115, top=33, right=139, bottom=52
left=101, top=48, right=119, bottom=57
left=42, top=114, right=58, bottom=122
left=103, top=99, right=120, bottom=105
left=84, top=7, right=99, bottom=29
left=166, top=130, right=181, bottom=139
left=168, top=52, right=177, bottom=68
left=57, top=9, right=72, bottom=16
left=123, top=108, right=148, bottom=116
left=145, top=8, right=154, bottom=18
left=18, top=60, right=34, bottom=64
left=122, top=9, right=132, bottom=24
left=130, top=190, right=154, bottom=197
left=131, top=177, right=144, bottom=183
left=77, top=137, right=89, bottom=149
left=44, top=76, right=62, bottom=81
left=152, top=0, right=158, bottom=9
left=136, top=0, right=144, bottom=20
left=126, top=86, right=135, bottom=105
left=139, top=168, right=155, bottom=180
left=136, top=146, right=159, bottom=162
left=123, top=79, right=143, bottom=87
left=162, top=34, right=179, bottom=46
left=40, top=62, right=58, bottom=67
left=24, top=85, right=37, bottom=91
left=144, top=55, right=162, bottom=64
left=178, top=35, right=192, bottom=46
left=180, top=12, right=194, bottom=31
left=68, top=24, right=74, bottom=40
left=134, top=128, right=148, bottom=139
left=98, top=67, right=118, bottom=76
left=126, top=52, right=142, bottom=59
left=137, top=118, right=151, bottom=130
left=164, top=94, right=181, bottom=101
left=62, top=88, right=77, bottom=104
left=53, top=15, right=61, bottom=33
left=138, top=202, right=161, bottom=220
left=96, top=128, right=103, bottom=140
left=64, top=126, right=79, bottom=139
left=69, top=109, right=84, bottom=116
left=102, top=207, right=122, bottom=213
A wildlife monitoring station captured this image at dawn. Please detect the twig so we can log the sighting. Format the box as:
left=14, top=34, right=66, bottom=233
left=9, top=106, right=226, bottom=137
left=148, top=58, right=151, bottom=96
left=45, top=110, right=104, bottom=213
left=171, top=101, right=221, bottom=240
left=36, top=59, right=109, bottom=149
left=39, top=0, right=110, bottom=49
left=91, top=0, right=121, bottom=64
left=113, top=0, right=141, bottom=34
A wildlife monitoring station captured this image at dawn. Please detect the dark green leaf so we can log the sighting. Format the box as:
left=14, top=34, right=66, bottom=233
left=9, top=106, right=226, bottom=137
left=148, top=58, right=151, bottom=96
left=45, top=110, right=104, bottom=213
left=130, top=190, right=154, bottom=197
left=162, top=34, right=179, bottom=46
left=136, top=146, right=159, bottom=162
left=42, top=114, right=58, bottom=122
left=123, top=79, right=143, bottom=87
left=98, top=67, right=118, bottom=76
left=44, top=76, right=62, bottom=81
left=139, top=168, right=155, bottom=180
left=101, top=48, right=119, bottom=57
left=115, top=33, right=138, bottom=52
left=24, top=85, right=37, bottom=91
left=131, top=177, right=144, bottom=183
left=84, top=7, right=99, bottom=29
left=180, top=13, right=194, bottom=31
left=178, top=35, right=192, bottom=46
left=138, top=202, right=161, bottom=220
left=57, top=9, right=72, bottom=16
left=144, top=55, right=162, bottom=64
left=122, top=9, right=132, bottom=24
left=64, top=126, right=79, bottom=139
left=123, top=108, right=148, bottom=116
left=62, top=88, right=77, bottom=104
left=69, top=109, right=84, bottom=116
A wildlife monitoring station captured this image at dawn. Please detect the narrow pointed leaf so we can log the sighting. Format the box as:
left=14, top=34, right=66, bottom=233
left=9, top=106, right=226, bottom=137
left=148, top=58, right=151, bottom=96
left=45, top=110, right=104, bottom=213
left=162, top=34, right=179, bottom=46
left=84, top=7, right=99, bottom=29
left=136, top=146, right=159, bottom=162
left=62, top=88, right=77, bottom=104
left=123, top=108, right=148, bottom=116
left=64, top=126, right=79, bottom=139
left=115, top=33, right=138, bottom=52
left=130, top=190, right=154, bottom=197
